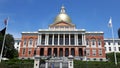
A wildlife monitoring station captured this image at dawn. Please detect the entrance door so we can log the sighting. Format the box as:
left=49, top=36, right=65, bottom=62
left=54, top=48, right=57, bottom=57
left=71, top=48, right=75, bottom=56
left=40, top=48, right=44, bottom=56
left=79, top=48, right=83, bottom=56
left=59, top=48, right=63, bottom=57
left=65, top=48, right=69, bottom=57
left=48, top=48, right=52, bottom=56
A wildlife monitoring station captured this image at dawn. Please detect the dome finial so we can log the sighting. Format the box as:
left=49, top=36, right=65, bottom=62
left=60, top=5, right=65, bottom=13
left=53, top=5, right=72, bottom=23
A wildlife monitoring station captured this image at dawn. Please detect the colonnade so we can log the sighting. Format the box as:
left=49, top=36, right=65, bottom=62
left=37, top=34, right=86, bottom=46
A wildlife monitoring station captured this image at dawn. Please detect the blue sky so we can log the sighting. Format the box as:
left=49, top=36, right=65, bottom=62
left=0, top=0, right=120, bottom=38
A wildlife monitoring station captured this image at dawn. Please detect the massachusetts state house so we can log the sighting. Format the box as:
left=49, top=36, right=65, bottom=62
left=19, top=6, right=106, bottom=61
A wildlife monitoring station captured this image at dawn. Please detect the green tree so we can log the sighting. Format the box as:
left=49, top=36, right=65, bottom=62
left=0, top=34, right=18, bottom=59
left=106, top=52, right=120, bottom=63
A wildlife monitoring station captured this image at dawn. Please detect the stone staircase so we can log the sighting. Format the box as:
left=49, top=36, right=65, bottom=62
left=39, top=57, right=68, bottom=68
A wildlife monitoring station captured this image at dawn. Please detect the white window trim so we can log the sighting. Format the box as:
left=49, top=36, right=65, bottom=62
left=98, top=49, right=102, bottom=56
left=23, top=40, right=27, bottom=47
left=28, top=39, right=33, bottom=47
left=92, top=49, right=96, bottom=56
left=91, top=39, right=96, bottom=48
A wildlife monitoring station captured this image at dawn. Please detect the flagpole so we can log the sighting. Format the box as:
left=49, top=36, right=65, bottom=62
left=0, top=18, right=8, bottom=62
left=110, top=17, right=117, bottom=65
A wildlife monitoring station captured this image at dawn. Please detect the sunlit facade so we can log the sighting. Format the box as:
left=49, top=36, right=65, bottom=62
left=19, top=6, right=106, bottom=61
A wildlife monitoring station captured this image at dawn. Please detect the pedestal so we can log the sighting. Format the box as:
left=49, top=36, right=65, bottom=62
left=68, top=55, right=74, bottom=68
left=34, top=55, right=40, bottom=68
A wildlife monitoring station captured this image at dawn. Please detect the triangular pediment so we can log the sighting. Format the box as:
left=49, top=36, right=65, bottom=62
left=49, top=22, right=75, bottom=27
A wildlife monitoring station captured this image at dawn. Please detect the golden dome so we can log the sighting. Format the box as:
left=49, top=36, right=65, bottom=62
left=54, top=6, right=72, bottom=23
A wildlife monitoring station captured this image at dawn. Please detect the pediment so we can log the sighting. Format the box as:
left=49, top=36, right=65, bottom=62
left=49, top=22, right=75, bottom=27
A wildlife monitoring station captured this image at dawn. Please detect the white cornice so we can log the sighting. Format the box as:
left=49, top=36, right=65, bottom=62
left=22, top=32, right=38, bottom=34
left=38, top=29, right=85, bottom=31
left=104, top=38, right=120, bottom=40
left=86, top=31, right=104, bottom=34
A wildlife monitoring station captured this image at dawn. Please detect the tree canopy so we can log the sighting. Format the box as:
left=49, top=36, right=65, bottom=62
left=0, top=34, right=18, bottom=59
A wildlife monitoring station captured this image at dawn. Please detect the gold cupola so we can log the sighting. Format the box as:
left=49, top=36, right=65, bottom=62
left=54, top=5, right=72, bottom=23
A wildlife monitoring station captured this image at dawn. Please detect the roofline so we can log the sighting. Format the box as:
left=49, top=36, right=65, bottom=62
left=86, top=31, right=104, bottom=34
left=104, top=38, right=120, bottom=40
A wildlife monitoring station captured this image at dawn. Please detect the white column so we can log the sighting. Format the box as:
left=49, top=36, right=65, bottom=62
left=69, top=34, right=71, bottom=45
left=52, top=34, right=54, bottom=45
left=76, top=34, right=78, bottom=45
left=58, top=34, right=60, bottom=45
left=63, top=34, right=65, bottom=45
left=37, top=34, right=40, bottom=45
left=83, top=34, right=86, bottom=45
left=38, top=34, right=41, bottom=45
left=82, top=34, right=84, bottom=45
left=74, top=34, right=77, bottom=45
left=46, top=34, right=49, bottom=45
left=45, top=34, right=48, bottom=45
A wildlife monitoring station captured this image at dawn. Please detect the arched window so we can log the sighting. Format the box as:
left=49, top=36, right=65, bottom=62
left=91, top=39, right=96, bottom=47
left=98, top=39, right=101, bottom=46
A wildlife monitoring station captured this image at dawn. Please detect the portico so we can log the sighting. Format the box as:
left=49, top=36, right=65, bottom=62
left=36, top=46, right=85, bottom=57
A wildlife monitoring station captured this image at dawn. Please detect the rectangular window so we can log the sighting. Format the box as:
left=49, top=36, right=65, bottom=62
left=108, top=42, right=111, bottom=45
left=28, top=49, right=31, bottom=55
left=109, top=47, right=111, bottom=51
left=119, top=47, right=120, bottom=51
left=71, top=34, right=74, bottom=45
left=118, top=42, right=120, bottom=45
left=22, top=48, right=25, bottom=55
left=92, top=49, right=96, bottom=56
left=99, top=49, right=102, bottom=56
left=48, top=34, right=52, bottom=45
left=65, top=34, right=69, bottom=45
left=41, top=34, right=45, bottom=45
left=86, top=49, right=90, bottom=56
left=60, top=34, right=63, bottom=45
left=17, top=42, right=19, bottom=45
left=54, top=34, right=58, bottom=45
left=34, top=48, right=37, bottom=56
left=78, top=34, right=82, bottom=45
